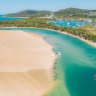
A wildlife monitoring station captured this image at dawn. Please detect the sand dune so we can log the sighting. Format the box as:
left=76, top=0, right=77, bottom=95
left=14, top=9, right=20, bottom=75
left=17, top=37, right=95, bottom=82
left=0, top=30, right=55, bottom=96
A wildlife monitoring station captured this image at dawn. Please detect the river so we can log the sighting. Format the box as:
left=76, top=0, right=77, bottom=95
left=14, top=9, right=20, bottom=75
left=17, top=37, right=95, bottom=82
left=2, top=28, right=96, bottom=96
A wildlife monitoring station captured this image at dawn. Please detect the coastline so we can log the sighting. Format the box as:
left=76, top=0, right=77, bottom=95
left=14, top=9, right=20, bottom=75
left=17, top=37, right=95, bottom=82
left=1, top=27, right=96, bottom=48
left=0, top=30, right=56, bottom=96
left=0, top=27, right=95, bottom=96
left=36, top=28, right=96, bottom=48
left=54, top=29, right=96, bottom=48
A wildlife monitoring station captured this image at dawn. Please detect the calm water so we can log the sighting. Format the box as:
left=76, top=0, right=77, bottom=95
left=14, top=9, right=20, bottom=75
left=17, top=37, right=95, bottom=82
left=0, top=16, right=25, bottom=21
left=2, top=28, right=96, bottom=96
left=49, top=20, right=92, bottom=27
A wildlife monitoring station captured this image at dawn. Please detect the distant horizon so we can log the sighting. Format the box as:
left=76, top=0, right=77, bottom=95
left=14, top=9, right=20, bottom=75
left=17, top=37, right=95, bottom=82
left=1, top=0, right=96, bottom=14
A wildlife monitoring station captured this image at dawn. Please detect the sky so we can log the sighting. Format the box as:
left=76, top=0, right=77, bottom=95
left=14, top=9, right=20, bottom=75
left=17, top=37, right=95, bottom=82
left=0, top=0, right=96, bottom=14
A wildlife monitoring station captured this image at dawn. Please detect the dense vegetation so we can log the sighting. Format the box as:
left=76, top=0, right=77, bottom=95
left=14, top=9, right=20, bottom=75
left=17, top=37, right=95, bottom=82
left=55, top=8, right=96, bottom=21
left=0, top=17, right=96, bottom=42
left=0, top=18, right=57, bottom=28
left=60, top=27, right=96, bottom=42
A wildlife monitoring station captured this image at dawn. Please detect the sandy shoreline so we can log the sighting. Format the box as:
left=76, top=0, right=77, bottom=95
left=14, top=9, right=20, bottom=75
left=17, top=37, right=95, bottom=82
left=36, top=28, right=96, bottom=48
left=0, top=30, right=56, bottom=96
left=0, top=27, right=95, bottom=96
left=56, top=30, right=96, bottom=48
left=2, top=27, right=96, bottom=47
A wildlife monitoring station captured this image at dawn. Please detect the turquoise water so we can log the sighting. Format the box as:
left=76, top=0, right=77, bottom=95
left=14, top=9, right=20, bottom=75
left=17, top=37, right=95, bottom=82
left=0, top=16, right=25, bottom=21
left=1, top=28, right=96, bottom=96
left=49, top=20, right=92, bottom=27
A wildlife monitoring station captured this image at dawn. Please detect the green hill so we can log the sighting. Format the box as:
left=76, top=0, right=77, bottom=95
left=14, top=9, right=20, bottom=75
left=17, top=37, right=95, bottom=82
left=55, top=8, right=96, bottom=18
left=5, top=8, right=96, bottom=19
left=6, top=10, right=52, bottom=17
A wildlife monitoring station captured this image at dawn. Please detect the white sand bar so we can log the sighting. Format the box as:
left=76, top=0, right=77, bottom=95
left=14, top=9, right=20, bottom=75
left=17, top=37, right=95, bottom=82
left=0, top=30, right=55, bottom=96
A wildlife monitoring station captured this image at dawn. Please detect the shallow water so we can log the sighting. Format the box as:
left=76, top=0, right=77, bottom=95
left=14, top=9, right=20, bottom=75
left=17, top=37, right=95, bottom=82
left=2, top=28, right=96, bottom=96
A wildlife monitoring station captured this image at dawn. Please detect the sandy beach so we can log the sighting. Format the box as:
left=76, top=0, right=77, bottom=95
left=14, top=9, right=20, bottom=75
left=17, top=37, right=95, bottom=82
left=0, top=30, right=55, bottom=96
left=3, top=27, right=96, bottom=47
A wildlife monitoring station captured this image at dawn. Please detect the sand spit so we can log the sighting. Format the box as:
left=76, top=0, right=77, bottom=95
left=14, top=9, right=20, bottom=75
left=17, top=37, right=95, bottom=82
left=0, top=30, right=55, bottom=96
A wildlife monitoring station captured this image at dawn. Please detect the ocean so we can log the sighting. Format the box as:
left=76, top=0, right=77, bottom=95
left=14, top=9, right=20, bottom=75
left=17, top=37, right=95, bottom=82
left=0, top=16, right=25, bottom=21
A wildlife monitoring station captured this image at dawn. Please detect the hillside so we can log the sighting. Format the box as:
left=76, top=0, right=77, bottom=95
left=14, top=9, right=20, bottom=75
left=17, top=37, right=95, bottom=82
left=5, top=8, right=96, bottom=19
left=55, top=8, right=96, bottom=18
left=6, top=10, right=52, bottom=17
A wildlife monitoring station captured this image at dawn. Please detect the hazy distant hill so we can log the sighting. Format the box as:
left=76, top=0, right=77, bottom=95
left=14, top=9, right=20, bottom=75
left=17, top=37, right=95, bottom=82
left=55, top=8, right=96, bottom=18
left=6, top=10, right=52, bottom=17
left=5, top=8, right=96, bottom=18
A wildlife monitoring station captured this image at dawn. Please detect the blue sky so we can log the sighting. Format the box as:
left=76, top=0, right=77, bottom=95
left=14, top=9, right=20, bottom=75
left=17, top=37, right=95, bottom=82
left=0, top=0, right=96, bottom=14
